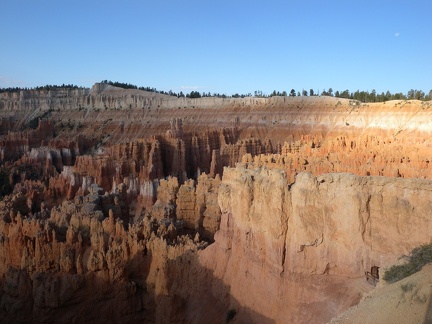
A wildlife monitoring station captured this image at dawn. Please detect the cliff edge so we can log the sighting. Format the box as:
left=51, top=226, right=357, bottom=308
left=198, top=166, right=432, bottom=323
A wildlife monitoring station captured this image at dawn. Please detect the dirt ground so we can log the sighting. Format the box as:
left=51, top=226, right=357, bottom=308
left=330, top=264, right=432, bottom=324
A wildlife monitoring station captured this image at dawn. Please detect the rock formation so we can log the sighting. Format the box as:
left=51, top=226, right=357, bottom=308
left=202, top=166, right=432, bottom=322
left=1, top=84, right=432, bottom=323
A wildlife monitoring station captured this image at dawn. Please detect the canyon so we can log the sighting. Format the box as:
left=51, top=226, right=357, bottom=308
left=1, top=83, right=432, bottom=323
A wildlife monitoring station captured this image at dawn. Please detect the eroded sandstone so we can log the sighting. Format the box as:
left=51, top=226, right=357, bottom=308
left=1, top=84, right=432, bottom=323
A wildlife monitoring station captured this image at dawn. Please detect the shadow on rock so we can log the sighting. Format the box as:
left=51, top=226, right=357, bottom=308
left=0, top=241, right=274, bottom=323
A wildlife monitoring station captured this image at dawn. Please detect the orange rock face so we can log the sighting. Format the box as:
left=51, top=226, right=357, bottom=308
left=203, top=167, right=432, bottom=322
left=1, top=85, right=432, bottom=322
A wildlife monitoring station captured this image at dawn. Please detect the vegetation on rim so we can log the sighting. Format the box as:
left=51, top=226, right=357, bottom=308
left=1, top=81, right=432, bottom=102
left=384, top=244, right=432, bottom=283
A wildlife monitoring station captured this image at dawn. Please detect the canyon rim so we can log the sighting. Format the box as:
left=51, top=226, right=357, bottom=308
left=1, top=83, right=432, bottom=323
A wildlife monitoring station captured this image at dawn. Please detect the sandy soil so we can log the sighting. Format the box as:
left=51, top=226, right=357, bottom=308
left=330, top=264, right=432, bottom=324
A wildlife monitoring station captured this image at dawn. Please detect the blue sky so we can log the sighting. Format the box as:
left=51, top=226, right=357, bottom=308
left=1, top=0, right=431, bottom=95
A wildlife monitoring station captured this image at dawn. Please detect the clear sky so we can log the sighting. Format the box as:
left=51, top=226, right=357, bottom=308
left=1, top=0, right=431, bottom=95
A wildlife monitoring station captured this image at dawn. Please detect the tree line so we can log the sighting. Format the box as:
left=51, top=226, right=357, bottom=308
left=158, top=86, right=431, bottom=102
left=263, top=88, right=432, bottom=102
left=100, top=80, right=180, bottom=97
left=1, top=81, right=431, bottom=102
left=0, top=84, right=83, bottom=93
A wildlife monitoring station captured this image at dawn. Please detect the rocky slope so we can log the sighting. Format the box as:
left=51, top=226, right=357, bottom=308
left=1, top=84, right=432, bottom=323
left=330, top=263, right=432, bottom=324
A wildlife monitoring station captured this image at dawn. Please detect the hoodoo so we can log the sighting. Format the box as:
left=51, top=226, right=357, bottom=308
left=1, top=84, right=432, bottom=323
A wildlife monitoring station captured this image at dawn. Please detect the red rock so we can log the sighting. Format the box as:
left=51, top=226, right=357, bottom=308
left=2, top=86, right=432, bottom=322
